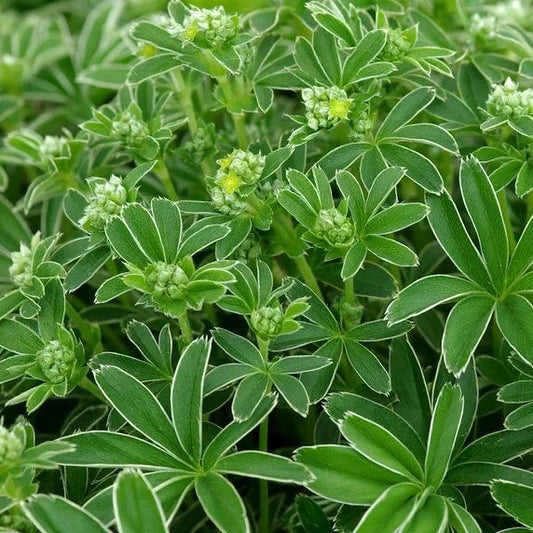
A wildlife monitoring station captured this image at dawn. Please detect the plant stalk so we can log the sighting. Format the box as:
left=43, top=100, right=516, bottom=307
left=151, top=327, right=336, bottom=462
left=79, top=376, right=107, bottom=403
left=154, top=159, right=179, bottom=201
left=178, top=311, right=193, bottom=345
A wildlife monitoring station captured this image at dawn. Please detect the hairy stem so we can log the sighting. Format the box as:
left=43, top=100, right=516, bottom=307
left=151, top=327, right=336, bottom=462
left=154, top=159, right=179, bottom=201
left=178, top=310, right=193, bottom=345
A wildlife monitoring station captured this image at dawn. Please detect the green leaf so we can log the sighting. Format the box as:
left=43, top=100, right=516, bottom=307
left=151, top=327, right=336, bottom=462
left=341, top=412, right=424, bottom=481
left=294, top=37, right=329, bottom=85
left=271, top=355, right=331, bottom=374
left=128, top=53, right=179, bottom=83
left=58, top=431, right=181, bottom=469
left=38, top=279, right=65, bottom=341
left=151, top=198, right=182, bottom=263
left=0, top=290, right=26, bottom=320
left=505, top=403, right=533, bottom=430
left=343, top=339, right=391, bottom=394
left=498, top=381, right=533, bottom=403
left=442, top=295, right=495, bottom=376
left=130, top=21, right=183, bottom=53
left=366, top=235, right=417, bottom=267
left=390, top=123, right=458, bottom=153
left=271, top=373, right=309, bottom=416
left=94, top=274, right=130, bottom=303
left=212, top=328, right=263, bottom=367
left=313, top=142, right=370, bottom=179
left=179, top=224, right=229, bottom=258
left=447, top=501, right=481, bottom=533
left=366, top=167, right=405, bottom=216
left=425, top=384, right=464, bottom=489
left=313, top=27, right=341, bottom=84
left=105, top=217, right=151, bottom=267
left=425, top=193, right=493, bottom=290
left=495, top=294, right=533, bottom=366
left=455, top=427, right=533, bottom=465
left=215, top=451, right=311, bottom=483
left=121, top=204, right=165, bottom=263
left=202, top=395, right=276, bottom=469
left=377, top=87, right=436, bottom=138
left=65, top=246, right=111, bottom=292
left=342, top=30, right=386, bottom=85
left=406, top=495, right=448, bottom=533
left=459, top=157, right=508, bottom=291
left=0, top=195, right=31, bottom=251
left=386, top=275, right=480, bottom=324
left=390, top=337, right=431, bottom=441
left=23, top=495, right=110, bottom=533
left=341, top=241, right=367, bottom=279
left=295, top=445, right=407, bottom=505
left=114, top=471, right=167, bottom=533
left=348, top=319, right=412, bottom=341
left=0, top=319, right=44, bottom=355
left=232, top=373, right=269, bottom=421
left=94, top=366, right=182, bottom=458
left=508, top=215, right=533, bottom=282
left=366, top=203, right=428, bottom=235
left=195, top=472, right=249, bottom=533
left=354, top=482, right=420, bottom=533
left=491, top=481, right=533, bottom=528
left=171, top=337, right=210, bottom=463
left=381, top=144, right=443, bottom=193
left=325, top=392, right=426, bottom=464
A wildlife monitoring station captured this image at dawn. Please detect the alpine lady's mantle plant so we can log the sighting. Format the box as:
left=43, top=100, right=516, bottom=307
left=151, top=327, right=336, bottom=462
left=1, top=0, right=533, bottom=531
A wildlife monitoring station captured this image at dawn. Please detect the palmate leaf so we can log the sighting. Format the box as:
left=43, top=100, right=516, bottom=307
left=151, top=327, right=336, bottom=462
left=491, top=481, right=533, bottom=528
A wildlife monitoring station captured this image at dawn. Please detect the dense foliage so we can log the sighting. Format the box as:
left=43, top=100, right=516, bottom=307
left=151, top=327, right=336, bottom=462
left=1, top=0, right=533, bottom=531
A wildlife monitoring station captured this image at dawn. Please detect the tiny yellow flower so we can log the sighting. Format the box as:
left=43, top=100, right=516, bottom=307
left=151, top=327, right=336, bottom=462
left=329, top=98, right=351, bottom=120
left=219, top=170, right=242, bottom=194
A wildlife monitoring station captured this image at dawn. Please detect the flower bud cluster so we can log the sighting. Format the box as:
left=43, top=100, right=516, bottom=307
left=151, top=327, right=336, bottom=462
left=0, top=426, right=24, bottom=471
left=302, top=86, right=352, bottom=131
left=180, top=6, right=238, bottom=48
left=79, top=175, right=128, bottom=231
left=39, top=135, right=68, bottom=159
left=110, top=111, right=149, bottom=148
left=182, top=123, right=214, bottom=163
left=210, top=149, right=265, bottom=215
left=351, top=108, right=373, bottom=140
left=380, top=29, right=411, bottom=61
left=231, top=235, right=261, bottom=263
left=492, top=0, right=527, bottom=23
left=9, top=243, right=33, bottom=288
left=314, top=208, right=355, bottom=247
left=36, top=340, right=76, bottom=384
left=144, top=262, right=190, bottom=300
left=0, top=506, right=31, bottom=532
left=251, top=306, right=284, bottom=339
left=487, top=78, right=533, bottom=119
left=469, top=13, right=497, bottom=41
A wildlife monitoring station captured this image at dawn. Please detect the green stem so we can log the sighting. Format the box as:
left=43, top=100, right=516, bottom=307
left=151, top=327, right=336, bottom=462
left=293, top=255, right=322, bottom=298
left=344, top=276, right=355, bottom=305
left=497, top=189, right=516, bottom=252
left=527, top=191, right=533, bottom=220
left=233, top=112, right=248, bottom=150
left=154, top=159, right=179, bottom=201
left=178, top=310, right=193, bottom=345
left=172, top=70, right=198, bottom=133
left=259, top=416, right=269, bottom=533
left=257, top=336, right=270, bottom=533
left=79, top=376, right=107, bottom=403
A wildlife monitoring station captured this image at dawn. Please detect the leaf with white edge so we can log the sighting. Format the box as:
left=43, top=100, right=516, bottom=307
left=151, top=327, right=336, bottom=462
left=442, top=295, right=494, bottom=376
left=354, top=482, right=420, bottom=533
left=0, top=319, right=44, bottom=355
left=171, top=337, right=210, bottom=463
left=340, top=413, right=424, bottom=481
left=215, top=451, right=311, bottom=483
left=425, top=384, right=464, bottom=489
left=495, top=294, right=533, bottom=366
left=386, top=275, right=481, bottom=324
left=94, top=366, right=183, bottom=458
left=447, top=501, right=482, bottom=533
left=23, top=495, right=110, bottom=533
left=271, top=373, right=309, bottom=416
left=491, top=480, right=533, bottom=528
left=195, top=472, right=249, bottom=533
left=295, top=445, right=408, bottom=505
left=114, top=471, right=168, bottom=533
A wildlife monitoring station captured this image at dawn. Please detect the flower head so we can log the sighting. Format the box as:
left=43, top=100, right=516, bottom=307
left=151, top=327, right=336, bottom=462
left=144, top=262, right=190, bottom=300
left=9, top=244, right=33, bottom=288
left=110, top=111, right=149, bottom=148
left=39, top=135, right=68, bottom=160
left=36, top=340, right=76, bottom=384
left=179, top=6, right=238, bottom=48
left=313, top=208, right=355, bottom=247
left=251, top=306, right=284, bottom=339
left=487, top=78, right=533, bottom=119
left=302, top=86, right=352, bottom=131
left=380, top=29, right=412, bottom=61
left=79, top=175, right=128, bottom=231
